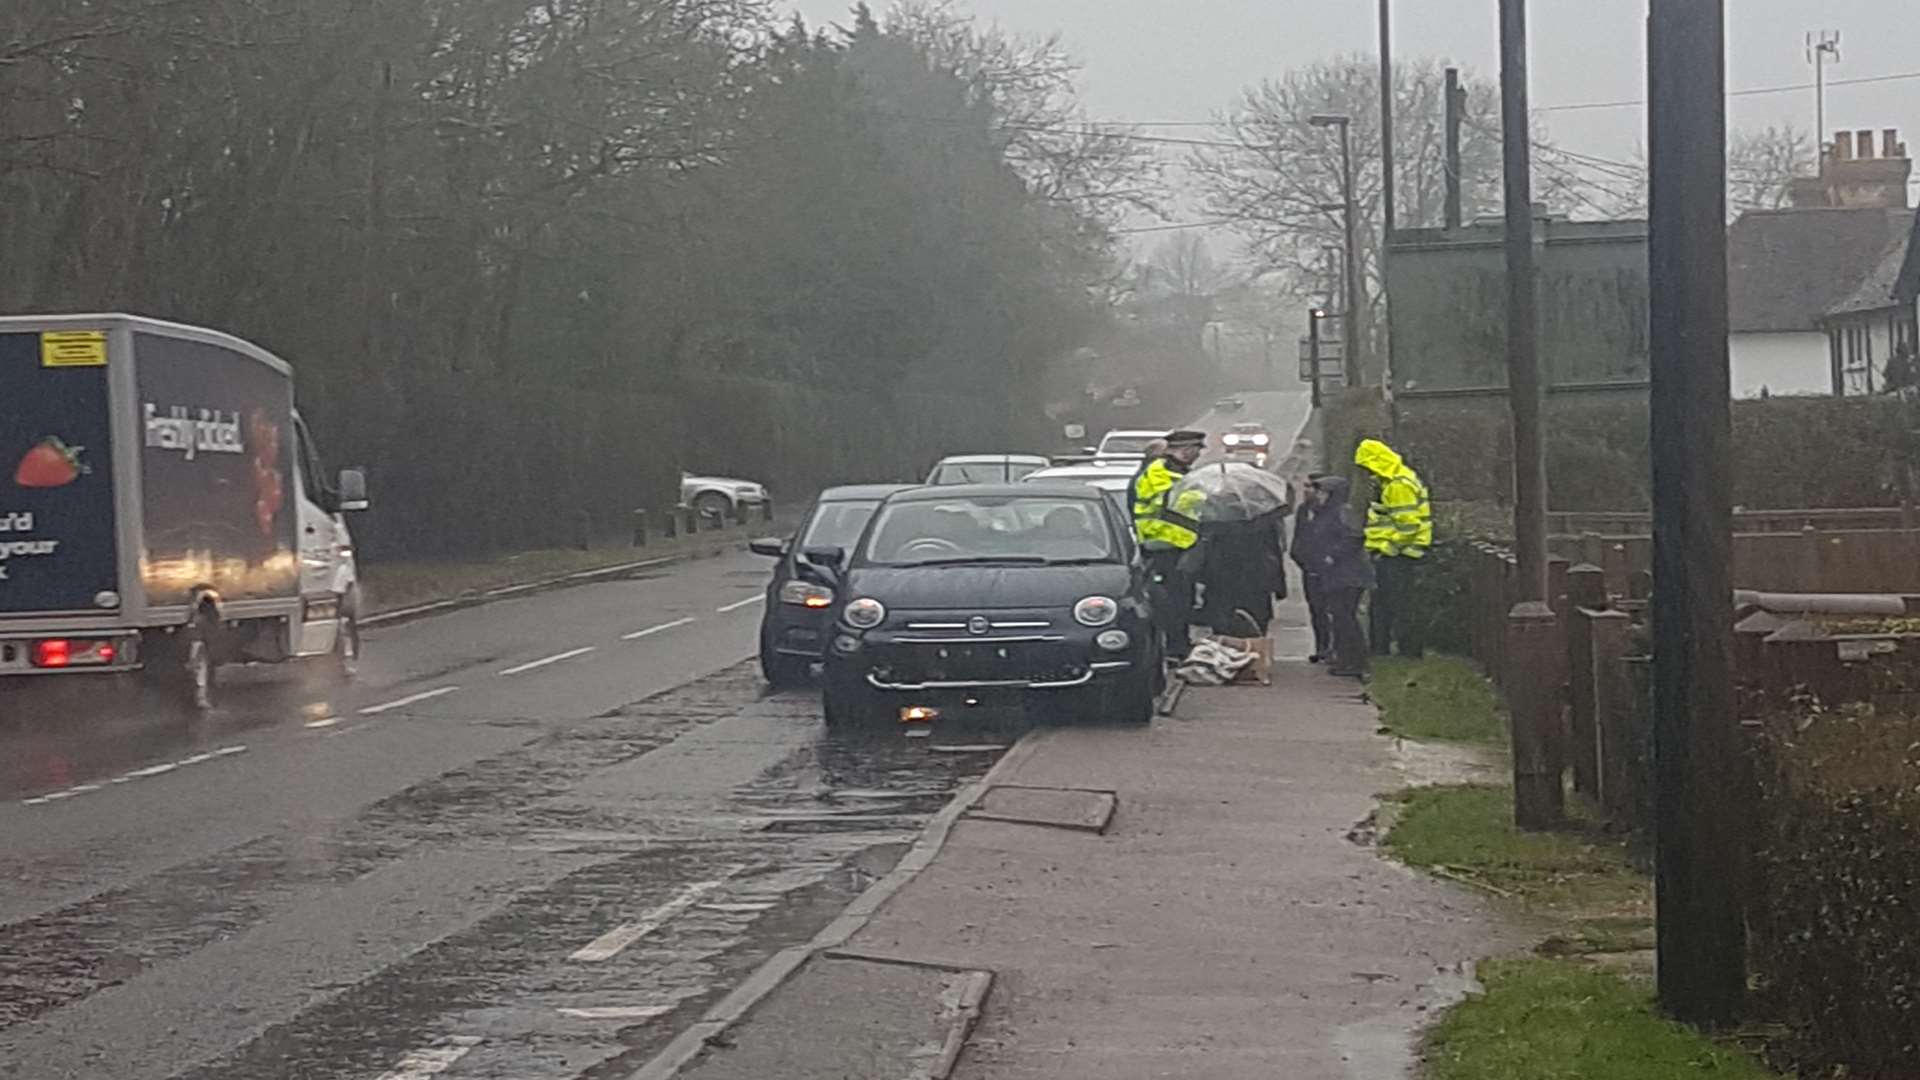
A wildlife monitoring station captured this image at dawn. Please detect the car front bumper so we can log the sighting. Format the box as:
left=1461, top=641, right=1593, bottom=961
left=830, top=620, right=1149, bottom=693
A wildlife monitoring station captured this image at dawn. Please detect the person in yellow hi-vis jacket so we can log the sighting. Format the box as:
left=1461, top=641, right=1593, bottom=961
left=1354, top=438, right=1432, bottom=658
left=1133, top=430, right=1207, bottom=660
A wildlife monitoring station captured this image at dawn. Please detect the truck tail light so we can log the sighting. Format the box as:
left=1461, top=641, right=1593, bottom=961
left=32, top=639, right=118, bottom=668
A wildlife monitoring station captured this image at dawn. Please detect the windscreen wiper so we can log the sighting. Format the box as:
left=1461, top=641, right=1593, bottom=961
left=905, top=555, right=1050, bottom=567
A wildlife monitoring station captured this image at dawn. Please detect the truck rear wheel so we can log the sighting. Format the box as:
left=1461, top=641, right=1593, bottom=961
left=146, top=609, right=219, bottom=711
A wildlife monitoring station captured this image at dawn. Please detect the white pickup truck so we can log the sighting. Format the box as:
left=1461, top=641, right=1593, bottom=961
left=0, top=314, right=369, bottom=708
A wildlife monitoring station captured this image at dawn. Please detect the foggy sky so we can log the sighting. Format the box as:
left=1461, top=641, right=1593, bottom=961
left=789, top=0, right=1920, bottom=173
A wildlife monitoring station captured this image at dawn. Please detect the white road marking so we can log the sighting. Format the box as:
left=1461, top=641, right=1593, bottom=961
left=715, top=595, right=765, bottom=614
left=360, top=686, right=459, bottom=715
left=569, top=865, right=747, bottom=963
left=65, top=784, right=102, bottom=795
left=499, top=646, right=596, bottom=676
left=372, top=1036, right=482, bottom=1080
left=929, top=744, right=1010, bottom=753
left=123, top=762, right=180, bottom=778
left=700, top=901, right=777, bottom=913
left=304, top=716, right=341, bottom=729
left=556, top=1004, right=676, bottom=1021
left=622, top=616, right=697, bottom=641
left=20, top=797, right=50, bottom=806
left=175, top=752, right=216, bottom=766
left=214, top=745, right=248, bottom=757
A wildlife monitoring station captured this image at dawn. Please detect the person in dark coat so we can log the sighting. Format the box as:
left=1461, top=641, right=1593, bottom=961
left=1289, top=472, right=1335, bottom=662
left=1197, top=502, right=1290, bottom=636
left=1304, top=475, right=1374, bottom=677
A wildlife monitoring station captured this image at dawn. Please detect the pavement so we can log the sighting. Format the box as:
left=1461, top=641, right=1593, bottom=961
left=670, top=595, right=1532, bottom=1080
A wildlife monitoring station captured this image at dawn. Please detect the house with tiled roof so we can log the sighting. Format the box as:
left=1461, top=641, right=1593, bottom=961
left=1728, top=129, right=1917, bottom=397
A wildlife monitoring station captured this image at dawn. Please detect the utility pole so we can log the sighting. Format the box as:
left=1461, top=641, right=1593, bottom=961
left=1649, top=0, right=1746, bottom=1028
left=1807, top=31, right=1840, bottom=145
left=1378, top=0, right=1396, bottom=388
left=1499, top=0, right=1560, bottom=830
left=1444, top=67, right=1466, bottom=230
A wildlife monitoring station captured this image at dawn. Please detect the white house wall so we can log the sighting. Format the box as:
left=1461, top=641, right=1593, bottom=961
left=1730, top=331, right=1831, bottom=397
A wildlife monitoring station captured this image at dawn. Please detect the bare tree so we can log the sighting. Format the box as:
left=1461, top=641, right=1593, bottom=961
left=1728, top=124, right=1816, bottom=215
left=1192, top=56, right=1508, bottom=337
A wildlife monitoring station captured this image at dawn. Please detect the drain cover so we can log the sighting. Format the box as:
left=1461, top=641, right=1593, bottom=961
left=966, top=784, right=1117, bottom=833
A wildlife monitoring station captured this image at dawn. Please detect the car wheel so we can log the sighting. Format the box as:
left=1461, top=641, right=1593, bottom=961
left=1081, top=667, right=1153, bottom=726
left=760, top=648, right=811, bottom=689
left=694, top=491, right=733, bottom=524
left=822, top=667, right=883, bottom=728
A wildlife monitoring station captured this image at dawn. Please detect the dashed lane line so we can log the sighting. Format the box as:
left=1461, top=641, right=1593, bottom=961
left=621, top=616, right=698, bottom=641
left=359, top=686, right=459, bottom=716
left=568, top=865, right=748, bottom=963
left=499, top=646, right=597, bottom=677
left=371, top=1036, right=482, bottom=1080
left=19, top=745, right=247, bottom=806
left=716, top=595, right=766, bottom=614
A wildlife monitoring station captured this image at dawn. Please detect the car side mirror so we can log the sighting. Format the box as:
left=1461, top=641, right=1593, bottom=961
left=337, top=468, right=369, bottom=512
left=749, top=537, right=789, bottom=558
left=801, top=545, right=844, bottom=568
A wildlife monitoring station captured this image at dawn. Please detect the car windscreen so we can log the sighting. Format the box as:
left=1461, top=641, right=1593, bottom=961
left=864, top=495, right=1116, bottom=566
left=801, top=500, right=882, bottom=551
left=929, top=460, right=1044, bottom=484
left=1097, top=434, right=1160, bottom=455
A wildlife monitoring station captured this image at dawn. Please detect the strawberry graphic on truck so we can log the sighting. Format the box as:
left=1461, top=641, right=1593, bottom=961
left=14, top=437, right=88, bottom=489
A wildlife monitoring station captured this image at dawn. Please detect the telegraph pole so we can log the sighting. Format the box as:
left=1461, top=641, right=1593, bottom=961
left=1377, top=0, right=1396, bottom=387
left=1444, top=67, right=1466, bottom=229
left=1649, top=0, right=1746, bottom=1027
left=1499, top=0, right=1560, bottom=830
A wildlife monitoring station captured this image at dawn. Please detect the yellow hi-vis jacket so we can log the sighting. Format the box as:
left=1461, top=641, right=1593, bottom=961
left=1355, top=439, right=1432, bottom=558
left=1132, top=458, right=1204, bottom=551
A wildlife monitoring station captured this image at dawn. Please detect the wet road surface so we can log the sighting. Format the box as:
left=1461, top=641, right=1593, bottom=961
left=0, top=551, right=1026, bottom=1079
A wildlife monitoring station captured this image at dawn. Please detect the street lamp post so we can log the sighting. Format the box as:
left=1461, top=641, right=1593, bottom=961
left=1307, top=308, right=1325, bottom=410
left=1311, top=114, right=1361, bottom=388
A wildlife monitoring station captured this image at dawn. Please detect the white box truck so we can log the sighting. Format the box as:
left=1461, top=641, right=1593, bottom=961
left=0, top=314, right=368, bottom=707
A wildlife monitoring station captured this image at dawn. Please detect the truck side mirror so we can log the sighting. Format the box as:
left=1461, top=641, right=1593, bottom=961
left=337, top=468, right=370, bottom=512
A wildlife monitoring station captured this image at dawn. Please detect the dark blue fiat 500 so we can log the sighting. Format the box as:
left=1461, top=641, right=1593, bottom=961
left=808, top=484, right=1159, bottom=727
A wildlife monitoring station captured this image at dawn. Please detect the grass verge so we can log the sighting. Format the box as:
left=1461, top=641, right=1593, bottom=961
left=1371, top=656, right=1508, bottom=745
left=1424, top=955, right=1779, bottom=1080
left=1387, top=785, right=1779, bottom=1078
left=1384, top=784, right=1647, bottom=915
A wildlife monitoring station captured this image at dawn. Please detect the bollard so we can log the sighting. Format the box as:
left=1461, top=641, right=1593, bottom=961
left=573, top=509, right=592, bottom=552
left=761, top=498, right=775, bottom=525
left=1506, top=600, right=1566, bottom=830
left=683, top=506, right=700, bottom=536
left=663, top=507, right=678, bottom=540
left=632, top=509, right=649, bottom=548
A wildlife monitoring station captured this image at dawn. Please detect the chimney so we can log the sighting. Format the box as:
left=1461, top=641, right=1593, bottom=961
left=1887, top=129, right=1907, bottom=158
left=1834, top=130, right=1854, bottom=160
left=1857, top=130, right=1876, bottom=159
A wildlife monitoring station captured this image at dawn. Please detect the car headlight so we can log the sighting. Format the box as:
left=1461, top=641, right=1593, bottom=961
left=1096, top=629, right=1131, bottom=652
left=1252, top=434, right=1270, bottom=447
left=844, top=598, right=887, bottom=629
left=1074, top=596, right=1119, bottom=627
left=780, top=581, right=834, bottom=609
left=1223, top=434, right=1240, bottom=446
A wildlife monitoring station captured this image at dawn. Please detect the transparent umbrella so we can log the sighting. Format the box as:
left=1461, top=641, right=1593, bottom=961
left=1169, top=461, right=1295, bottom=523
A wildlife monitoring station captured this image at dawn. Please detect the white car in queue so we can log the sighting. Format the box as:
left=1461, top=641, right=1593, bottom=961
left=1221, top=422, right=1273, bottom=468
left=1023, top=462, right=1140, bottom=545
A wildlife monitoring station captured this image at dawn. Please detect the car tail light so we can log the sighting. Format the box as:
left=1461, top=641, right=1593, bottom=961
left=33, top=639, right=117, bottom=668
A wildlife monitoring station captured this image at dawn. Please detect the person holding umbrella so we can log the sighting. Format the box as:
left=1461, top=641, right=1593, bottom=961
left=1166, top=461, right=1295, bottom=637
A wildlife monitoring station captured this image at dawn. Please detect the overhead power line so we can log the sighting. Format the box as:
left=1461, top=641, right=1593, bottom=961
left=1537, top=67, right=1920, bottom=114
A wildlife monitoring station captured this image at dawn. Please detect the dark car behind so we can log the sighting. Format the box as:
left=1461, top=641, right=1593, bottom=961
left=752, top=484, right=910, bottom=686
left=811, top=484, right=1159, bottom=726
